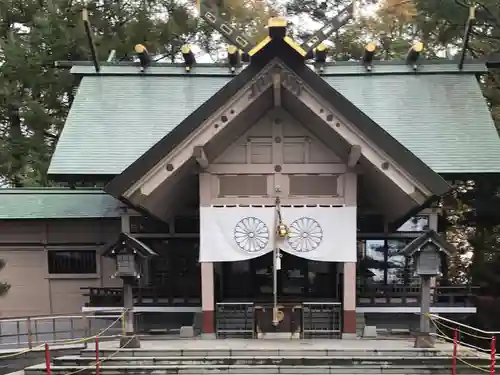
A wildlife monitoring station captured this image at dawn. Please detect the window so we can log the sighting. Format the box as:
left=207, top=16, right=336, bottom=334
left=387, top=239, right=416, bottom=285
left=357, top=240, right=385, bottom=285
left=357, top=239, right=418, bottom=287
left=48, top=250, right=97, bottom=274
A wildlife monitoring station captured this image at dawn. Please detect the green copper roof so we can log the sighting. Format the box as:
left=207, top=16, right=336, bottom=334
left=49, top=75, right=229, bottom=176
left=48, top=61, right=500, bottom=176
left=0, top=189, right=122, bottom=219
left=324, top=74, right=500, bottom=174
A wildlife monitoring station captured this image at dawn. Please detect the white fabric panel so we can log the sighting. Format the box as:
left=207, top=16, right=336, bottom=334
left=279, top=206, right=357, bottom=262
left=199, top=206, right=357, bottom=263
left=200, top=206, right=275, bottom=262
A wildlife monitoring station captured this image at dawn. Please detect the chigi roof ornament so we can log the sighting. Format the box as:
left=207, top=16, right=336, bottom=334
left=197, top=0, right=359, bottom=68
left=134, top=44, right=151, bottom=72
left=81, top=8, right=100, bottom=73
left=407, top=42, right=424, bottom=71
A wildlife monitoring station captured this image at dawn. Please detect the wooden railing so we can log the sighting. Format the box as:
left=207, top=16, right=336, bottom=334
left=216, top=302, right=255, bottom=339
left=357, top=285, right=478, bottom=306
left=84, top=285, right=477, bottom=308
left=81, top=287, right=201, bottom=307
left=302, top=302, right=342, bottom=339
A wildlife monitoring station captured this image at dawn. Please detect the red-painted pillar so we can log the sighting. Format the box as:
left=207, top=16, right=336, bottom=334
left=201, top=262, right=215, bottom=337
left=343, top=262, right=357, bottom=338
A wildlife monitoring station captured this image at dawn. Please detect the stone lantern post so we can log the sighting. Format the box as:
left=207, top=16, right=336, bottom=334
left=103, top=232, right=157, bottom=348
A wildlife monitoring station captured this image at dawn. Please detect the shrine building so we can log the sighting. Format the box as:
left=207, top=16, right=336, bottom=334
left=1, top=19, right=500, bottom=338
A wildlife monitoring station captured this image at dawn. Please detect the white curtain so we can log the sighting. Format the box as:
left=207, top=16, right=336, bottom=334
left=200, top=206, right=274, bottom=262
left=199, top=206, right=356, bottom=263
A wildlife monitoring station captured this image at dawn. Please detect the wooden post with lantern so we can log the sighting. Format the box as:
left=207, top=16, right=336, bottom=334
left=399, top=230, right=456, bottom=348
left=102, top=232, right=157, bottom=348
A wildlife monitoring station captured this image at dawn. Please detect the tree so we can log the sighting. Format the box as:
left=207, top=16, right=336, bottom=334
left=0, top=259, right=9, bottom=296
left=415, top=0, right=500, bottom=129
left=0, top=0, right=279, bottom=188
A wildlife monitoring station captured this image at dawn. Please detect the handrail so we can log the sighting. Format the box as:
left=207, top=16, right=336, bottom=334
left=428, top=313, right=500, bottom=335
left=0, top=314, right=123, bottom=323
left=0, top=308, right=125, bottom=322
left=357, top=285, right=477, bottom=306
left=0, top=310, right=126, bottom=350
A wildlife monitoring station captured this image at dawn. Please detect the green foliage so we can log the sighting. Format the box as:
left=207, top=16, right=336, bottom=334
left=0, top=0, right=202, bottom=187
left=0, top=259, right=10, bottom=297
left=0, top=0, right=280, bottom=188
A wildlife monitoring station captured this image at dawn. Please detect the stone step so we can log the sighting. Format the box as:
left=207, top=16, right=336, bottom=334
left=24, top=363, right=487, bottom=375
left=53, top=355, right=489, bottom=367
left=79, top=348, right=453, bottom=358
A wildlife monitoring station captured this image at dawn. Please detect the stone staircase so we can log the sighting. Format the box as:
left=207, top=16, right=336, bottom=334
left=23, top=342, right=489, bottom=375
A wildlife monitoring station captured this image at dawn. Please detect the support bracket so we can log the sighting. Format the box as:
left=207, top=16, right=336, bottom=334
left=193, top=146, right=209, bottom=169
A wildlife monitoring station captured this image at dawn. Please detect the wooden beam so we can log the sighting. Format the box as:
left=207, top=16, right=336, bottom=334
left=458, top=7, right=475, bottom=70
left=272, top=71, right=281, bottom=107
left=193, top=146, right=209, bottom=169
left=347, top=144, right=362, bottom=168
left=82, top=8, right=100, bottom=73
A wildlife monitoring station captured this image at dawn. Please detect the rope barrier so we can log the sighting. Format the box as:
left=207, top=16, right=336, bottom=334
left=0, top=311, right=126, bottom=360
left=0, top=344, right=45, bottom=359
left=56, top=312, right=125, bottom=345
left=431, top=315, right=493, bottom=340
left=431, top=318, right=491, bottom=357
left=430, top=316, right=490, bottom=357
left=427, top=314, right=496, bottom=375
left=428, top=313, right=500, bottom=336
left=59, top=335, right=138, bottom=375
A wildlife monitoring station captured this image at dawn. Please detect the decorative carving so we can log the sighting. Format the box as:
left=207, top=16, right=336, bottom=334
left=281, top=71, right=303, bottom=96
left=287, top=217, right=323, bottom=252
left=234, top=217, right=270, bottom=252
left=248, top=68, right=303, bottom=99
left=249, top=71, right=271, bottom=99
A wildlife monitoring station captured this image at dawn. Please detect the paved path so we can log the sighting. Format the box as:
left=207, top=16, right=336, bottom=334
left=91, top=338, right=456, bottom=352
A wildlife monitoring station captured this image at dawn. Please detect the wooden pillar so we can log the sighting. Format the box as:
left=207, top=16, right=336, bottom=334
left=343, top=262, right=357, bottom=338
left=201, top=262, right=215, bottom=338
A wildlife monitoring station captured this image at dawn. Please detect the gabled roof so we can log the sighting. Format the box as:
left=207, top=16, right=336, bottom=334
left=399, top=230, right=457, bottom=257
left=104, top=38, right=449, bottom=202
left=102, top=232, right=157, bottom=258
left=47, top=59, right=500, bottom=178
left=0, top=189, right=122, bottom=219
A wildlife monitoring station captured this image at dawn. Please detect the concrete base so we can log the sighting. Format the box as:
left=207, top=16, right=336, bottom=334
left=201, top=333, right=216, bottom=340
left=258, top=332, right=298, bottom=340
left=180, top=326, right=195, bottom=338
left=120, top=335, right=141, bottom=348
left=362, top=326, right=377, bottom=338
left=341, top=333, right=358, bottom=340
left=413, top=333, right=435, bottom=348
